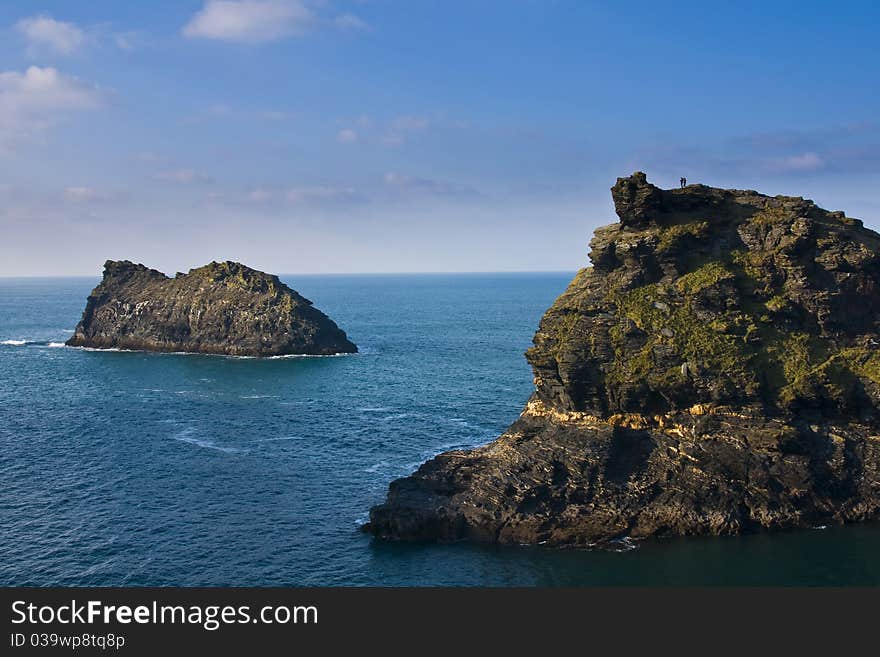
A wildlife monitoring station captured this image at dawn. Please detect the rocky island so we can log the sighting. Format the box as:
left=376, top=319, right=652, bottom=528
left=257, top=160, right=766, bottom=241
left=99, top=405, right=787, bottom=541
left=367, top=172, right=880, bottom=546
left=67, top=260, right=357, bottom=356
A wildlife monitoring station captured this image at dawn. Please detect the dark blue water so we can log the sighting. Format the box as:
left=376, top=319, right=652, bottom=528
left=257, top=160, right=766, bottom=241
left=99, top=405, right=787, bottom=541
left=2, top=274, right=879, bottom=586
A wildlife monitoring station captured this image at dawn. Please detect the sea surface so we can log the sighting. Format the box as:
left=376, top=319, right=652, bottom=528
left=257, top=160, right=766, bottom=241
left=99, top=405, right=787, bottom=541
left=1, top=273, right=879, bottom=586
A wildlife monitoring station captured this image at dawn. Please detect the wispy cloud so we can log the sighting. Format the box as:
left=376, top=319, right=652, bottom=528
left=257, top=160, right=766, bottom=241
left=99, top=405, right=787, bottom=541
left=630, top=123, right=880, bottom=179
left=764, top=152, right=825, bottom=173
left=383, top=172, right=480, bottom=199
left=16, top=15, right=85, bottom=55
left=336, top=128, right=358, bottom=144
left=338, top=114, right=433, bottom=146
left=257, top=110, right=294, bottom=121
left=183, top=0, right=316, bottom=43
left=181, top=103, right=295, bottom=125
left=286, top=185, right=360, bottom=203
left=154, top=169, right=214, bottom=184
left=235, top=184, right=366, bottom=206
left=113, top=30, right=150, bottom=52
left=182, top=1, right=370, bottom=44
left=382, top=115, right=430, bottom=145
left=0, top=66, right=103, bottom=150
left=248, top=188, right=273, bottom=202
left=63, top=186, right=106, bottom=202
left=334, top=13, right=370, bottom=32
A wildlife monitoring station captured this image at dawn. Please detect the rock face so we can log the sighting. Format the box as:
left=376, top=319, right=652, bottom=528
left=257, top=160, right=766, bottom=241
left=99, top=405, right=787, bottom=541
left=67, top=260, right=357, bottom=356
left=367, top=173, right=880, bottom=546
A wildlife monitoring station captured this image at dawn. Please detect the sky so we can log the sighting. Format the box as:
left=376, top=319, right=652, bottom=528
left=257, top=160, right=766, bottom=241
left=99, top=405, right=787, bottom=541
left=1, top=0, right=879, bottom=276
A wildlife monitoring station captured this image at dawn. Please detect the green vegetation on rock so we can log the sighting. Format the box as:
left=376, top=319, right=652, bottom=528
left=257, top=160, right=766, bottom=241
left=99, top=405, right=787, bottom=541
left=656, top=220, right=709, bottom=252
left=369, top=173, right=880, bottom=548
left=527, top=173, right=880, bottom=419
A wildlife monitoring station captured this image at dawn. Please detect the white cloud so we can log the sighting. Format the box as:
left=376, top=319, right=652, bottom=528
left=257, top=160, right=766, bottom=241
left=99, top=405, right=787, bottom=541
left=133, top=151, right=163, bottom=163
left=113, top=30, right=150, bottom=52
left=114, top=34, right=135, bottom=51
left=183, top=0, right=315, bottom=43
left=336, top=128, right=358, bottom=144
left=383, top=115, right=431, bottom=145
left=155, top=169, right=214, bottom=184
left=182, top=104, right=294, bottom=125
left=248, top=188, right=273, bottom=202
left=390, top=115, right=429, bottom=132
left=16, top=15, right=85, bottom=55
left=334, top=13, right=370, bottom=31
left=0, top=66, right=103, bottom=149
left=768, top=152, right=825, bottom=172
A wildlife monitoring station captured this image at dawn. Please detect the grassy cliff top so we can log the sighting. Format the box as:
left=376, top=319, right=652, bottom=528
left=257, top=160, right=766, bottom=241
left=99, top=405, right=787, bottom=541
left=527, top=173, right=880, bottom=423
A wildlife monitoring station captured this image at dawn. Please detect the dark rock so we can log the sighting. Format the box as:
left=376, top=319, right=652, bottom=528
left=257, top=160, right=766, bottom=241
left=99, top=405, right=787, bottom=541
left=611, top=171, right=665, bottom=229
left=66, top=260, right=357, bottom=356
left=366, top=173, right=880, bottom=546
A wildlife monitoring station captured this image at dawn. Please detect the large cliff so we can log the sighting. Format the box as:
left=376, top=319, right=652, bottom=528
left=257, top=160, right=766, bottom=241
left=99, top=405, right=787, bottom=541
left=367, top=173, right=880, bottom=545
left=67, top=260, right=357, bottom=356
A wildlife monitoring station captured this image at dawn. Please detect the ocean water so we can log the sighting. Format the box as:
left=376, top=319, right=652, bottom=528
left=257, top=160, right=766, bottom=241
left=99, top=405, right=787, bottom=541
left=1, top=273, right=879, bottom=587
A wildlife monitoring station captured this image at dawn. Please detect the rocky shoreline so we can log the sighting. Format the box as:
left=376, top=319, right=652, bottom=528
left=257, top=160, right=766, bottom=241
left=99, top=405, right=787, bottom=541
left=67, top=260, right=357, bottom=357
left=366, top=173, right=880, bottom=546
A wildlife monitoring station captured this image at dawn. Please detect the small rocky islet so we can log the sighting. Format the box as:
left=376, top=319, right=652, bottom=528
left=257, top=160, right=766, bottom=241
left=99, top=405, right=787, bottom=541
left=366, top=172, right=880, bottom=546
left=67, top=260, right=357, bottom=356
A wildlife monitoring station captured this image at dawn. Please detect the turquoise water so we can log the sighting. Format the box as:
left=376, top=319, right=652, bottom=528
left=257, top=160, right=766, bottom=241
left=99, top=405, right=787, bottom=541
left=1, top=273, right=879, bottom=586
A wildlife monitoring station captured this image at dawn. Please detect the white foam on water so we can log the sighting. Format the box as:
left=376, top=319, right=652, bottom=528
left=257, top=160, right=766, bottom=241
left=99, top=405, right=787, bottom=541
left=266, top=352, right=357, bottom=360
left=607, top=536, right=640, bottom=553
left=379, top=413, right=411, bottom=422
left=47, top=342, right=66, bottom=348
left=68, top=344, right=359, bottom=360
left=1, top=339, right=27, bottom=346
left=172, top=428, right=243, bottom=454
left=358, top=407, right=392, bottom=413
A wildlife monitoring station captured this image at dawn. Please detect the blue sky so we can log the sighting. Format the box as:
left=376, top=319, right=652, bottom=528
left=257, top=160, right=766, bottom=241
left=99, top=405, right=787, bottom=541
left=1, top=1, right=878, bottom=276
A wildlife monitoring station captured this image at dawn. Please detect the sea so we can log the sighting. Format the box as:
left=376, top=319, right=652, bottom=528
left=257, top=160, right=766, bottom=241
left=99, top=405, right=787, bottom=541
left=1, top=273, right=879, bottom=586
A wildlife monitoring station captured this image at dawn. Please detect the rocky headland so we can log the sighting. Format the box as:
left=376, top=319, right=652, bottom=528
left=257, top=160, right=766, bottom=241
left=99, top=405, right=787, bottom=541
left=67, top=260, right=357, bottom=356
left=367, top=172, right=880, bottom=546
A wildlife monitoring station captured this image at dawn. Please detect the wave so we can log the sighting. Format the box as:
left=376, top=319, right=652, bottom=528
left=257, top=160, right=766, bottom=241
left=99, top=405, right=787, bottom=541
left=2, top=339, right=73, bottom=349
left=606, top=536, right=640, bottom=553
left=266, top=352, right=358, bottom=360
left=172, top=429, right=244, bottom=454
left=379, top=413, right=411, bottom=422
left=66, top=344, right=359, bottom=360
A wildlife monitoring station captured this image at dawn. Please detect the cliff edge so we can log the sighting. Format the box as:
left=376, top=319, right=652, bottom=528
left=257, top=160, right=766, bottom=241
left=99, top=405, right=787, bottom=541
left=366, top=172, right=880, bottom=545
left=67, top=260, right=357, bottom=356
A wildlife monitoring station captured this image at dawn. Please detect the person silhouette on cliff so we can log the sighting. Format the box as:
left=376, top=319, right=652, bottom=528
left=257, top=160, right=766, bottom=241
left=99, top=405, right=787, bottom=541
left=680, top=176, right=687, bottom=188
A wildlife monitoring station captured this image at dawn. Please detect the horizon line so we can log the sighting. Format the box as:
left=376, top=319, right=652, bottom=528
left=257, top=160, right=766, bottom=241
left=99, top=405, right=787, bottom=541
left=0, top=269, right=581, bottom=280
